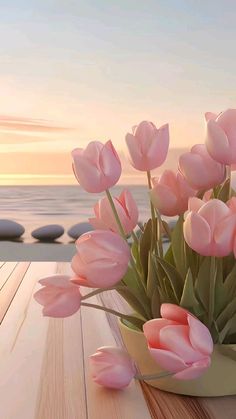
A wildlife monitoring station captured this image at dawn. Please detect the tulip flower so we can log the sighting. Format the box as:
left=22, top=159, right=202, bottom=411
left=71, top=230, right=130, bottom=288
left=34, top=275, right=82, bottom=318
left=183, top=198, right=236, bottom=257
left=89, top=189, right=138, bottom=234
left=150, top=170, right=196, bottom=216
left=179, top=144, right=225, bottom=190
left=143, top=304, right=213, bottom=380
left=72, top=140, right=121, bottom=193
left=205, top=109, right=236, bottom=165
left=227, top=197, right=236, bottom=257
left=90, top=346, right=136, bottom=389
left=125, top=120, right=169, bottom=171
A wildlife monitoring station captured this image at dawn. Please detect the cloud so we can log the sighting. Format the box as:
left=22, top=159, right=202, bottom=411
left=0, top=115, right=73, bottom=133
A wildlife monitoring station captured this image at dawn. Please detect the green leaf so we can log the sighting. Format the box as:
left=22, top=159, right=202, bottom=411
left=217, top=345, right=236, bottom=362
left=151, top=288, right=161, bottom=318
left=161, top=220, right=172, bottom=241
left=139, top=218, right=152, bottom=282
left=214, top=258, right=229, bottom=318
left=224, top=263, right=236, bottom=297
left=195, top=257, right=211, bottom=310
left=216, top=178, right=230, bottom=202
left=155, top=256, right=183, bottom=302
left=116, top=286, right=149, bottom=320
left=131, top=240, right=142, bottom=274
left=171, top=215, right=187, bottom=279
left=216, top=296, right=236, bottom=331
left=218, top=312, right=236, bottom=343
left=164, top=244, right=175, bottom=266
left=147, top=252, right=158, bottom=298
left=121, top=315, right=145, bottom=330
left=180, top=269, right=203, bottom=316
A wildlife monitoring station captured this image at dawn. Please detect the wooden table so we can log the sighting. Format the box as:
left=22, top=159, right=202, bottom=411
left=0, top=262, right=236, bottom=419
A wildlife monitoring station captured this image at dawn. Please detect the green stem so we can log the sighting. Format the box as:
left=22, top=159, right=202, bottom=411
left=81, top=287, right=115, bottom=301
left=105, top=189, right=126, bottom=239
left=135, top=371, right=173, bottom=381
left=208, top=256, right=216, bottom=328
left=80, top=302, right=144, bottom=328
left=147, top=171, right=162, bottom=256
left=131, top=231, right=139, bottom=244
left=227, top=165, right=232, bottom=200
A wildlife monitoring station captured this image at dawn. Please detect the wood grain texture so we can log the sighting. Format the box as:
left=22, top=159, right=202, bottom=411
left=81, top=291, right=151, bottom=419
left=0, top=262, right=236, bottom=419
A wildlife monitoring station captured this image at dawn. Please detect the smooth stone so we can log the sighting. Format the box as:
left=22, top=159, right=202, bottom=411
left=0, top=219, right=25, bottom=239
left=67, top=222, right=93, bottom=240
left=32, top=224, right=64, bottom=241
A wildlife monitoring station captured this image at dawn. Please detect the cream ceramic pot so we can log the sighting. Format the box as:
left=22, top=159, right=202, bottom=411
left=119, top=320, right=236, bottom=397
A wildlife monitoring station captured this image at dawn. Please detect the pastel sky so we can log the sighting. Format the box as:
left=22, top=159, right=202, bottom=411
left=1, top=0, right=236, bottom=184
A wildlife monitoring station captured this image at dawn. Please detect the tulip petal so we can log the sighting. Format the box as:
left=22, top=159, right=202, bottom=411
left=206, top=119, right=231, bottom=164
left=205, top=112, right=218, bottom=122
left=39, top=275, right=72, bottom=288
left=198, top=199, right=231, bottom=231
left=160, top=304, right=188, bottom=324
left=184, top=212, right=211, bottom=255
left=174, top=357, right=211, bottom=380
left=150, top=184, right=178, bottom=216
left=217, top=109, right=236, bottom=145
left=43, top=290, right=81, bottom=318
left=187, top=314, right=213, bottom=356
left=34, top=286, right=60, bottom=306
left=147, top=124, right=169, bottom=170
left=125, top=133, right=143, bottom=170
left=88, top=217, right=108, bottom=231
left=143, top=318, right=176, bottom=348
left=149, top=348, right=187, bottom=373
left=213, top=214, right=236, bottom=256
left=72, top=154, right=102, bottom=193
left=99, top=140, right=121, bottom=187
left=159, top=325, right=203, bottom=363
left=188, top=197, right=205, bottom=213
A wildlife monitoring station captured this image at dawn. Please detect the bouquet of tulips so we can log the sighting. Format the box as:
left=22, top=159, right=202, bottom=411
left=35, top=109, right=236, bottom=389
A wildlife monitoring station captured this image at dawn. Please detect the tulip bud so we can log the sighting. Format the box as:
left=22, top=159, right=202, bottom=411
left=143, top=304, right=213, bottom=380
left=72, top=140, right=121, bottom=193
left=71, top=230, right=130, bottom=288
left=125, top=120, right=169, bottom=171
left=90, top=346, right=136, bottom=389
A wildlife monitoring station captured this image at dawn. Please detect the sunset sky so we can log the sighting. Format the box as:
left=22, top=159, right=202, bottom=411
left=1, top=1, right=236, bottom=184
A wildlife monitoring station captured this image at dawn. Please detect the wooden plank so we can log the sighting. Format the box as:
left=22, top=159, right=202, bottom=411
left=35, top=263, right=87, bottom=419
left=81, top=291, right=151, bottom=419
left=0, top=261, right=5, bottom=269
left=0, top=262, right=30, bottom=323
left=0, top=262, right=57, bottom=419
left=0, top=261, right=18, bottom=289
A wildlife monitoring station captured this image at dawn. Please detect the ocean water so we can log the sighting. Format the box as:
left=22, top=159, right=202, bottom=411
left=0, top=185, right=153, bottom=242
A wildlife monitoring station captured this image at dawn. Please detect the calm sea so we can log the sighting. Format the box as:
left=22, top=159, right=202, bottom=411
left=0, top=185, right=153, bottom=242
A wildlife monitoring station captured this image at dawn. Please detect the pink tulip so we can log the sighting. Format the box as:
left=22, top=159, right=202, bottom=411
left=89, top=189, right=138, bottom=234
left=34, top=275, right=82, bottom=318
left=71, top=230, right=130, bottom=288
left=179, top=144, right=225, bottom=190
left=184, top=198, right=236, bottom=257
left=227, top=197, right=236, bottom=257
left=205, top=109, right=236, bottom=165
left=72, top=140, right=121, bottom=193
left=90, top=346, right=136, bottom=389
left=143, top=304, right=213, bottom=380
left=150, top=170, right=196, bottom=216
left=125, top=120, right=169, bottom=171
